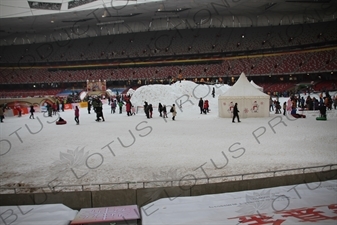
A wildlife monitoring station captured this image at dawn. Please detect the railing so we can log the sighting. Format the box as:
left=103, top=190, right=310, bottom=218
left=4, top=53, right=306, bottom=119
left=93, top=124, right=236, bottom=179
left=1, top=164, right=336, bottom=194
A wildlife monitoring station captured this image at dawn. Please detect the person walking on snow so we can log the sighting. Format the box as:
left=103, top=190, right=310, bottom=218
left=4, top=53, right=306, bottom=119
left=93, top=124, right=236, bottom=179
left=94, top=98, right=105, bottom=122
left=148, top=104, right=153, bottom=118
left=16, top=106, right=22, bottom=117
left=158, top=103, right=163, bottom=117
left=269, top=97, right=274, bottom=111
left=111, top=100, right=116, bottom=114
left=232, top=103, right=241, bottom=123
left=29, top=105, right=35, bottom=119
left=131, top=105, right=136, bottom=115
left=283, top=102, right=287, bottom=116
left=144, top=101, right=150, bottom=118
left=203, top=100, right=209, bottom=114
left=171, top=104, right=177, bottom=120
left=52, top=103, right=57, bottom=115
left=61, top=101, right=65, bottom=112
left=0, top=106, right=4, bottom=122
left=126, top=100, right=132, bottom=116
left=162, top=105, right=168, bottom=118
left=74, top=106, right=79, bottom=125
left=87, top=100, right=91, bottom=114
left=118, top=100, right=124, bottom=114
left=198, top=98, right=204, bottom=114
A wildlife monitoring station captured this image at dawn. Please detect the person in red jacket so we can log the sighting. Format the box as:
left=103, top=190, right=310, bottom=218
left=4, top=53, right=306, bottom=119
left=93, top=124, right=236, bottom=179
left=74, top=106, right=79, bottom=125
left=16, top=106, right=22, bottom=117
left=203, top=100, right=209, bottom=114
left=52, top=103, right=57, bottom=115
left=126, top=100, right=132, bottom=116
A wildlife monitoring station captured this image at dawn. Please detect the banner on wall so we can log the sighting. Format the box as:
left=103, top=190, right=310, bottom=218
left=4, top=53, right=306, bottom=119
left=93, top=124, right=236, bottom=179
left=79, top=102, right=88, bottom=108
left=142, top=180, right=337, bottom=225
left=0, top=97, right=55, bottom=116
left=0, top=98, right=85, bottom=117
left=87, top=80, right=106, bottom=92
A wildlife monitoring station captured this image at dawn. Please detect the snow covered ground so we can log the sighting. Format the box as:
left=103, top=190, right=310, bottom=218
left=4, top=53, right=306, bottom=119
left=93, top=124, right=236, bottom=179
left=0, top=81, right=336, bottom=193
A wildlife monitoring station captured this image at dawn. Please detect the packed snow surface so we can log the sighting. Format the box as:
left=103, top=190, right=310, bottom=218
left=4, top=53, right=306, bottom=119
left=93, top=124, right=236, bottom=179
left=0, top=81, right=336, bottom=193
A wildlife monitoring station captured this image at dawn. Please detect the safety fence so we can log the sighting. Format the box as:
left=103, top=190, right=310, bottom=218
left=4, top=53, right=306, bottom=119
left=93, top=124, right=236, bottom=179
left=1, top=164, right=336, bottom=194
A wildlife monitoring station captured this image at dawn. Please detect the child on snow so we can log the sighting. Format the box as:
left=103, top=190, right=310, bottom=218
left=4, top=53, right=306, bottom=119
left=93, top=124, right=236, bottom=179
left=111, top=100, right=117, bottom=114
left=131, top=105, right=136, bottom=115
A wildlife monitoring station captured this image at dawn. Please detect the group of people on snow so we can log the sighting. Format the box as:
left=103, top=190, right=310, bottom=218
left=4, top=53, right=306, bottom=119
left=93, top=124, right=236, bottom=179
left=198, top=98, right=210, bottom=114
left=3, top=90, right=336, bottom=125
left=143, top=101, right=176, bottom=120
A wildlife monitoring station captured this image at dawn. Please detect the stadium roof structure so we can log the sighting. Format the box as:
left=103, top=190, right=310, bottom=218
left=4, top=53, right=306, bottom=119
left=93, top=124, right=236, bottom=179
left=0, top=0, right=336, bottom=45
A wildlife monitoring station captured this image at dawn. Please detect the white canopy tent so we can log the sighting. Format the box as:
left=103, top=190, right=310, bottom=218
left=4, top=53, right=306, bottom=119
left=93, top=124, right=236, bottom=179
left=250, top=80, right=264, bottom=92
left=218, top=72, right=270, bottom=118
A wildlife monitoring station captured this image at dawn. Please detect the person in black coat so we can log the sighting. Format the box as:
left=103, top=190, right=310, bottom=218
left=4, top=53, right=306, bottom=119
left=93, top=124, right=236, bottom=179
left=148, top=104, right=153, bottom=118
left=162, top=105, right=168, bottom=118
left=87, top=100, right=91, bottom=114
left=232, top=103, right=241, bottom=123
left=93, top=98, right=105, bottom=122
left=29, top=105, right=35, bottom=119
left=198, top=98, right=204, bottom=114
left=319, top=104, right=327, bottom=118
left=144, top=101, right=150, bottom=119
left=158, top=103, right=163, bottom=117
left=0, top=105, right=5, bottom=122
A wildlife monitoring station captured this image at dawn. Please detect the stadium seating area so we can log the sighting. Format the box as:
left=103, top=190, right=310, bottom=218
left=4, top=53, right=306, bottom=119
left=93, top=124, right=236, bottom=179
left=261, top=82, right=298, bottom=94
left=313, top=81, right=337, bottom=92
left=1, top=48, right=336, bottom=86
left=1, top=21, right=336, bottom=98
left=1, top=21, right=336, bottom=63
